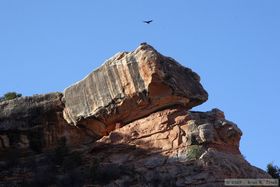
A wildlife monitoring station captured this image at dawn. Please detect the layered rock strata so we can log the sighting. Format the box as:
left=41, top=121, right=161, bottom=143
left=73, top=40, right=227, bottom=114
left=63, top=44, right=208, bottom=136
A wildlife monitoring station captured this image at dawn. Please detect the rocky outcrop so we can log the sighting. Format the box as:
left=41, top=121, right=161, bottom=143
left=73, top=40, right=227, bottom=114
left=63, top=43, right=208, bottom=136
left=0, top=93, right=89, bottom=151
left=0, top=43, right=272, bottom=186
left=89, top=107, right=269, bottom=186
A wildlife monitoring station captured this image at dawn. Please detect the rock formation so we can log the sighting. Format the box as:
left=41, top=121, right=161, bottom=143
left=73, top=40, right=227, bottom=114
left=0, top=93, right=90, bottom=150
left=90, top=107, right=269, bottom=186
left=63, top=44, right=208, bottom=136
left=0, top=43, right=271, bottom=186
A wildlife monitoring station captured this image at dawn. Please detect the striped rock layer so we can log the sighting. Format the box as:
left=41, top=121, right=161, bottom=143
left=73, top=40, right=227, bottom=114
left=63, top=43, right=208, bottom=136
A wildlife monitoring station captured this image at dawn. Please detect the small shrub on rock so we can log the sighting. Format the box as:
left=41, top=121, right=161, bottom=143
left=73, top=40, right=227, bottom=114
left=1, top=92, right=22, bottom=101
left=186, top=145, right=204, bottom=160
left=267, top=163, right=280, bottom=179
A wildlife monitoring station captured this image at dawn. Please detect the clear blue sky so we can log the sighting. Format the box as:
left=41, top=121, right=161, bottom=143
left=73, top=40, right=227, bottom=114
left=0, top=1, right=279, bottom=170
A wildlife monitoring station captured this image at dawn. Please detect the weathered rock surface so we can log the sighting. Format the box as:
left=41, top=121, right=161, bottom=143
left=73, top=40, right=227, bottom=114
left=0, top=93, right=89, bottom=151
left=0, top=44, right=272, bottom=187
left=63, top=43, right=208, bottom=136
left=89, top=107, right=270, bottom=186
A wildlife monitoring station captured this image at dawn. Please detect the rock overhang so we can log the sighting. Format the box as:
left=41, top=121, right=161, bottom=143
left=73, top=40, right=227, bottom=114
left=62, top=43, right=208, bottom=135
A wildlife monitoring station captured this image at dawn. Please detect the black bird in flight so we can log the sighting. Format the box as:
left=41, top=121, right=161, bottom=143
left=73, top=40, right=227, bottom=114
left=143, top=20, right=153, bottom=24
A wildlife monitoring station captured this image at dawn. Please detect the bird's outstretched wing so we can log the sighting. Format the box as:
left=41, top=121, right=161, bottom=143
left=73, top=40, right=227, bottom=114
left=143, top=20, right=153, bottom=24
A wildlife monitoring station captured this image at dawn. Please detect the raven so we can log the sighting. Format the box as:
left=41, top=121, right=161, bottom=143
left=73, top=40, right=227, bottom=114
left=143, top=20, right=153, bottom=24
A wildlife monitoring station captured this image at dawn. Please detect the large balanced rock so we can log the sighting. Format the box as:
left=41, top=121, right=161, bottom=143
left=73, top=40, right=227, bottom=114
left=63, top=43, right=208, bottom=136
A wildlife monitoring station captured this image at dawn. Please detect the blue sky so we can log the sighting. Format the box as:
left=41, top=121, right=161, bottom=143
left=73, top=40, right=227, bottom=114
left=0, top=1, right=279, bottom=170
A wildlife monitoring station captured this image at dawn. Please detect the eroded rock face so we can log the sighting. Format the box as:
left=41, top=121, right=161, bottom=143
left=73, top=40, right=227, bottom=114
left=63, top=43, right=208, bottom=135
left=0, top=44, right=271, bottom=186
left=89, top=107, right=270, bottom=186
left=0, top=93, right=89, bottom=151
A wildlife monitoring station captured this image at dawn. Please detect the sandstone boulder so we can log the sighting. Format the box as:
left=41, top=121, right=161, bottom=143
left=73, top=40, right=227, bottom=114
left=63, top=43, right=208, bottom=136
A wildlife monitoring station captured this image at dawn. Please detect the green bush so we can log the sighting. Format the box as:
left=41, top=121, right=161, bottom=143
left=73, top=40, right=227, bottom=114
left=267, top=163, right=280, bottom=179
left=186, top=145, right=204, bottom=160
left=1, top=92, right=22, bottom=101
